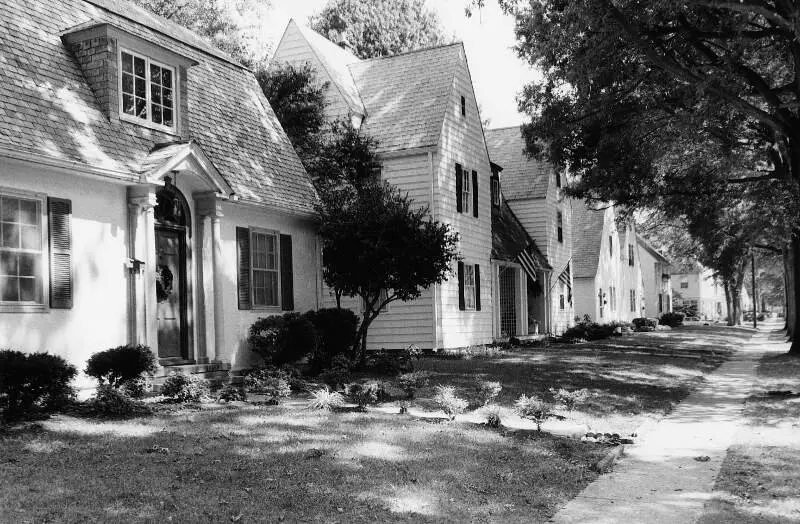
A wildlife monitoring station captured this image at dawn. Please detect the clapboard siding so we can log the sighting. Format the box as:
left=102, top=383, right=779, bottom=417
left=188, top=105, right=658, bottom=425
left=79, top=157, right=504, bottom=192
left=434, top=52, right=493, bottom=348
left=271, top=23, right=352, bottom=122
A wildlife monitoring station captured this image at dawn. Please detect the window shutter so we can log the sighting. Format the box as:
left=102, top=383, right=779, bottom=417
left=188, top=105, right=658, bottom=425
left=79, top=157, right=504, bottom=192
left=48, top=198, right=72, bottom=309
left=457, top=261, right=465, bottom=311
left=280, top=234, right=294, bottom=311
left=455, top=163, right=463, bottom=213
left=472, top=170, right=478, bottom=218
left=236, top=227, right=251, bottom=310
left=474, top=264, right=481, bottom=311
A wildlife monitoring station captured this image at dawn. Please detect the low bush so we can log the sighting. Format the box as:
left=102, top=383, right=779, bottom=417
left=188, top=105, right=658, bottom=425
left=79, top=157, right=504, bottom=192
left=85, top=384, right=150, bottom=418
left=550, top=387, right=590, bottom=411
left=84, top=345, right=157, bottom=396
left=485, top=407, right=502, bottom=428
left=217, top=384, right=247, bottom=402
left=433, top=385, right=468, bottom=420
left=346, top=382, right=381, bottom=409
left=476, top=380, right=502, bottom=406
left=757, top=313, right=766, bottom=321
left=305, top=308, right=359, bottom=370
left=514, top=394, right=555, bottom=432
left=308, top=387, right=345, bottom=411
left=243, top=368, right=292, bottom=401
left=396, top=371, right=431, bottom=399
left=161, top=372, right=210, bottom=403
left=362, top=347, right=417, bottom=376
left=659, top=312, right=685, bottom=328
left=632, top=317, right=658, bottom=332
left=318, top=354, right=352, bottom=390
left=0, top=350, right=77, bottom=420
left=563, top=322, right=616, bottom=341
left=248, top=313, right=317, bottom=366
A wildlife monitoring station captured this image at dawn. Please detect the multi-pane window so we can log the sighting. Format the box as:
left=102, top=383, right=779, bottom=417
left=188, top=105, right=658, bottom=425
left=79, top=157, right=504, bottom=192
left=120, top=50, right=175, bottom=128
left=464, top=264, right=476, bottom=310
left=628, top=244, right=635, bottom=266
left=609, top=235, right=613, bottom=257
left=680, top=280, right=689, bottom=289
left=491, top=177, right=500, bottom=207
left=251, top=230, right=279, bottom=307
left=0, top=195, right=43, bottom=304
left=559, top=293, right=565, bottom=310
left=557, top=211, right=563, bottom=243
left=630, top=289, right=636, bottom=312
left=462, top=169, right=471, bottom=215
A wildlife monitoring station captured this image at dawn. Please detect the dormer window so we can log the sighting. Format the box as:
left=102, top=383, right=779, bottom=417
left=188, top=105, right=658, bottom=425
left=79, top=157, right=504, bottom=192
left=120, top=49, right=176, bottom=130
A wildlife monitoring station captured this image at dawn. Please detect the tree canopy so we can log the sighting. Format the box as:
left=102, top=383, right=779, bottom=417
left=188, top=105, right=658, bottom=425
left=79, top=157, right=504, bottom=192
left=311, top=0, right=450, bottom=59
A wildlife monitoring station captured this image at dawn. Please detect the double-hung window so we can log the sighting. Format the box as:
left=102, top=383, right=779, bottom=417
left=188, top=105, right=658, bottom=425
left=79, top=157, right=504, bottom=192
left=120, top=49, right=176, bottom=130
left=0, top=194, right=44, bottom=305
left=464, top=264, right=476, bottom=310
left=628, top=244, right=635, bottom=266
left=630, top=289, right=636, bottom=312
left=557, top=211, right=563, bottom=243
left=462, top=168, right=471, bottom=215
left=250, top=230, right=280, bottom=308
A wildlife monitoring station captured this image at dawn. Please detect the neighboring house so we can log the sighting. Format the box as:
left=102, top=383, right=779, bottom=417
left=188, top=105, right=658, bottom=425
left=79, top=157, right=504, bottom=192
left=0, top=0, right=319, bottom=388
left=671, top=264, right=726, bottom=320
left=638, top=237, right=673, bottom=317
left=273, top=21, right=496, bottom=349
left=485, top=127, right=575, bottom=335
left=617, top=222, right=646, bottom=322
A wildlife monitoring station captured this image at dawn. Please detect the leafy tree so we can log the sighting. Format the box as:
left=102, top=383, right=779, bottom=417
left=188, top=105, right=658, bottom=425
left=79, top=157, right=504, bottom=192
left=318, top=181, right=459, bottom=362
left=255, top=62, right=328, bottom=162
left=477, top=0, right=800, bottom=351
left=311, top=0, right=450, bottom=59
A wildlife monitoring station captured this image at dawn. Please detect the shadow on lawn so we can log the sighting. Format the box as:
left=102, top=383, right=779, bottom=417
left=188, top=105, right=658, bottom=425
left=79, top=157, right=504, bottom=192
left=0, top=401, right=609, bottom=523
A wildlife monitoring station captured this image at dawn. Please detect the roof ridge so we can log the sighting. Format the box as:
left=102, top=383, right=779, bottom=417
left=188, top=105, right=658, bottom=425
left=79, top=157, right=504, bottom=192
left=486, top=125, right=524, bottom=132
left=357, top=41, right=464, bottom=63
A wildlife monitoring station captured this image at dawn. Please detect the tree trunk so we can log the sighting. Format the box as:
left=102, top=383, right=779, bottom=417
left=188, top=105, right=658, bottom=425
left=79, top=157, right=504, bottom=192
left=784, top=245, right=793, bottom=335
left=727, top=280, right=743, bottom=326
left=724, top=282, right=734, bottom=326
left=790, top=233, right=800, bottom=353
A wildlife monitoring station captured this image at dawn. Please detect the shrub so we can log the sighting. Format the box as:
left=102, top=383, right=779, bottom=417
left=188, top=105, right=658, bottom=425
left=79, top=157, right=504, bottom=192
left=514, top=394, right=555, bottom=432
left=362, top=348, right=416, bottom=376
left=318, top=354, right=352, bottom=389
left=396, top=371, right=431, bottom=399
left=308, top=387, right=345, bottom=410
left=632, top=317, right=658, bottom=332
left=305, top=308, right=359, bottom=370
left=86, top=384, right=150, bottom=418
left=757, top=313, right=766, bottom=321
left=248, top=313, right=317, bottom=366
left=659, top=312, right=685, bottom=328
left=563, top=321, right=616, bottom=341
left=476, top=380, right=502, bottom=406
left=243, top=368, right=292, bottom=400
left=433, top=385, right=468, bottom=420
left=84, top=345, right=157, bottom=394
left=486, top=407, right=502, bottom=428
left=346, top=382, right=381, bottom=409
left=550, top=387, right=590, bottom=411
left=120, top=377, right=152, bottom=399
left=0, top=350, right=77, bottom=420
left=217, top=384, right=247, bottom=402
left=161, top=372, right=210, bottom=403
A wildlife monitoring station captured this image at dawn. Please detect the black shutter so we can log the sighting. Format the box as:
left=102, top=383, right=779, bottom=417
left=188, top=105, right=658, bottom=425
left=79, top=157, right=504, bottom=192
left=457, top=261, right=465, bottom=311
left=48, top=198, right=72, bottom=309
left=455, top=163, right=463, bottom=213
left=236, top=227, right=251, bottom=310
left=472, top=170, right=478, bottom=218
left=474, top=264, right=481, bottom=311
left=280, top=234, right=294, bottom=311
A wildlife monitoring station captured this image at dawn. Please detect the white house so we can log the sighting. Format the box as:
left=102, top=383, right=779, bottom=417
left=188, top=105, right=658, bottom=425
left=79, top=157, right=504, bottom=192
left=273, top=20, right=503, bottom=349
left=638, top=237, right=673, bottom=317
left=0, top=0, right=321, bottom=387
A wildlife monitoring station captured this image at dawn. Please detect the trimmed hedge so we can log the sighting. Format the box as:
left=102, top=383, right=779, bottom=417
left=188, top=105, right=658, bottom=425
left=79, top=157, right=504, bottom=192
left=84, top=344, right=157, bottom=395
left=659, top=312, right=685, bottom=327
left=0, top=350, right=77, bottom=420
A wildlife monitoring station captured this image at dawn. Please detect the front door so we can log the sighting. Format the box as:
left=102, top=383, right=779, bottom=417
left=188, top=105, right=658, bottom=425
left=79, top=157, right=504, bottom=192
left=155, top=226, right=187, bottom=360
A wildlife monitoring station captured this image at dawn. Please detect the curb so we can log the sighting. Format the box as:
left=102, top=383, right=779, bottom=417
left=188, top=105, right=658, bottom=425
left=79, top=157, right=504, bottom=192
left=593, top=444, right=625, bottom=473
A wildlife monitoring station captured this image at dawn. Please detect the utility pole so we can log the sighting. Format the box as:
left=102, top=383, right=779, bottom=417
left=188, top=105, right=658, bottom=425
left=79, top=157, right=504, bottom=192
left=752, top=249, right=757, bottom=329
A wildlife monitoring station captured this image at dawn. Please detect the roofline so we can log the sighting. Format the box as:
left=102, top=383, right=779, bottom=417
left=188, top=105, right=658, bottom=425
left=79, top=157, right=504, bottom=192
left=486, top=125, right=525, bottom=133
left=637, top=235, right=670, bottom=264
left=82, top=0, right=249, bottom=71
left=0, top=146, right=138, bottom=184
left=356, top=41, right=464, bottom=63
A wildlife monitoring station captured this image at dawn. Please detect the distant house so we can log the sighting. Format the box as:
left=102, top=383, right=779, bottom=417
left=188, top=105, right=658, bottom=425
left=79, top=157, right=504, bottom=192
left=274, top=20, right=504, bottom=349
left=0, top=0, right=319, bottom=387
left=671, top=263, right=750, bottom=321
left=571, top=204, right=644, bottom=322
left=485, top=127, right=574, bottom=335
left=638, top=237, right=673, bottom=317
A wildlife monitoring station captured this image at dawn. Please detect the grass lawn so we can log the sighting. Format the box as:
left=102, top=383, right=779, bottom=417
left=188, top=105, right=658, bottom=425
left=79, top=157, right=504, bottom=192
left=0, top=325, right=748, bottom=523
left=698, top=340, right=800, bottom=524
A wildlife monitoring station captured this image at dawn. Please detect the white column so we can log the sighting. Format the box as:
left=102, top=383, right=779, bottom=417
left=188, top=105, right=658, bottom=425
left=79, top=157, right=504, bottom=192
left=519, top=267, right=528, bottom=336
left=196, top=194, right=224, bottom=362
left=127, top=186, right=157, bottom=352
left=211, top=214, right=224, bottom=360
left=196, top=214, right=214, bottom=363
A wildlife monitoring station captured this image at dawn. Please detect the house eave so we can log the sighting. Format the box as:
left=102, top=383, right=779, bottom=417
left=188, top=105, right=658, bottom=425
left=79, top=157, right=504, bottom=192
left=0, top=146, right=139, bottom=184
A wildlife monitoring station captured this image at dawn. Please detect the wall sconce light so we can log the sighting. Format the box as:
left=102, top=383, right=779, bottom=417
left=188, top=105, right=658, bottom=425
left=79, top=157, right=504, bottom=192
left=126, top=258, right=145, bottom=274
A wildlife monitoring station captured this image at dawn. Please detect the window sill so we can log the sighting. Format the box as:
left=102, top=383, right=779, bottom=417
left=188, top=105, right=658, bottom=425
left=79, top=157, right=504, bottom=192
left=251, top=305, right=282, bottom=312
left=0, top=303, right=48, bottom=314
left=119, top=113, right=180, bottom=136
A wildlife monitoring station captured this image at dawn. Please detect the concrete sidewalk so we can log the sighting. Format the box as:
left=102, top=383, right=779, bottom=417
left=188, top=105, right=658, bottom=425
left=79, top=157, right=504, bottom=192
left=549, top=322, right=786, bottom=524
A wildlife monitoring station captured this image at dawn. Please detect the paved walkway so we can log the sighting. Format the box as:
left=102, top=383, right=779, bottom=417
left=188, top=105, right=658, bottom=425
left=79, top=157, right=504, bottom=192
left=550, top=321, right=787, bottom=524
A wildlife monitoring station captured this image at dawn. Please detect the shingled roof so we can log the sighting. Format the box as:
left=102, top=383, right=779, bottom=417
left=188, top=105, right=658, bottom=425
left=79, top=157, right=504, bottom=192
left=485, top=127, right=551, bottom=200
left=0, top=0, right=317, bottom=218
left=572, top=204, right=609, bottom=278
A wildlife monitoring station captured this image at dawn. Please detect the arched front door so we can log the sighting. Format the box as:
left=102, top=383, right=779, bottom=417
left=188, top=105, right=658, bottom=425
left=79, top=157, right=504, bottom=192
left=154, top=179, right=190, bottom=361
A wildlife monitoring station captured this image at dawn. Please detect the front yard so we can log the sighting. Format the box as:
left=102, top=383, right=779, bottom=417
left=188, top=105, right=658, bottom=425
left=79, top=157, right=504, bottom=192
left=0, top=325, right=749, bottom=523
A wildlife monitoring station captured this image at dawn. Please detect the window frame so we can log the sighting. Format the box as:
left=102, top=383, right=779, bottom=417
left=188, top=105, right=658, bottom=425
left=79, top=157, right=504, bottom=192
left=118, top=47, right=178, bottom=134
left=460, top=95, right=466, bottom=117
left=491, top=177, right=500, bottom=207
left=249, top=228, right=281, bottom=309
left=628, top=244, right=635, bottom=266
left=463, top=264, right=476, bottom=310
left=0, top=187, right=48, bottom=313
left=462, top=168, right=471, bottom=215
left=630, top=289, right=636, bottom=312
left=557, top=211, right=563, bottom=243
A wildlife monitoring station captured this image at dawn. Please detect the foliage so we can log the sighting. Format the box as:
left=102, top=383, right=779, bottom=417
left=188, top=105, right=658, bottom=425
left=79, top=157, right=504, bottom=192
left=433, top=385, right=468, bottom=420
left=248, top=313, right=317, bottom=366
left=345, top=382, right=382, bottom=409
left=310, top=0, right=449, bottom=59
left=161, top=372, right=210, bottom=403
left=217, top=384, right=247, bottom=402
left=0, top=350, right=77, bottom=420
left=396, top=371, right=431, bottom=399
left=632, top=318, right=658, bottom=332
left=514, top=394, right=554, bottom=432
left=476, top=380, right=502, bottom=407
left=659, top=312, right=685, bottom=328
left=549, top=388, right=589, bottom=412
left=255, top=62, right=328, bottom=162
left=85, top=384, right=151, bottom=419
left=84, top=344, right=157, bottom=395
left=243, top=368, right=292, bottom=400
left=308, top=387, right=345, bottom=411
left=305, top=308, right=360, bottom=371
left=562, top=321, right=616, bottom=342
left=318, top=181, right=459, bottom=361
left=362, top=348, right=417, bottom=376
left=485, top=407, right=502, bottom=429
left=318, top=354, right=353, bottom=390
left=674, top=301, right=699, bottom=319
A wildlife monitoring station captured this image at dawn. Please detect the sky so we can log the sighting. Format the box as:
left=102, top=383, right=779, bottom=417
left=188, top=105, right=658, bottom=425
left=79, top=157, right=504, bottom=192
left=248, top=0, right=540, bottom=128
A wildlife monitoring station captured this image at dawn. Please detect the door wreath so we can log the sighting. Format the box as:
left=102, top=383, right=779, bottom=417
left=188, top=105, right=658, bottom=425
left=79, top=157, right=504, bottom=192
left=156, top=265, right=174, bottom=302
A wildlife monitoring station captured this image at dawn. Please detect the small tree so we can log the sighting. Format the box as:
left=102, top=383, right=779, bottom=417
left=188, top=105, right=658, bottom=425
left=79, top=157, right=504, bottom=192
left=318, top=182, right=459, bottom=363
